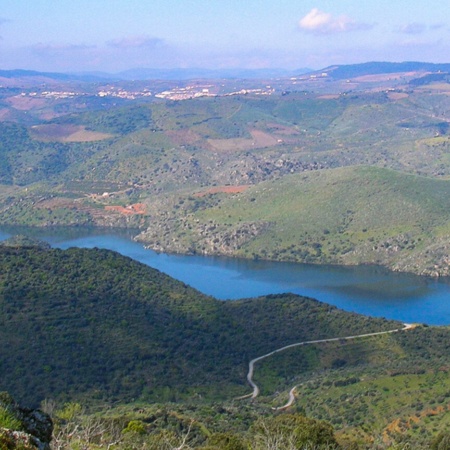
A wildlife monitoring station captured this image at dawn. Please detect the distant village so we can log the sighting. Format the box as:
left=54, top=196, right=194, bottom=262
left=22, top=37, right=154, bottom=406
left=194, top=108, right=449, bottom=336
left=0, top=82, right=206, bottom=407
left=18, top=84, right=275, bottom=101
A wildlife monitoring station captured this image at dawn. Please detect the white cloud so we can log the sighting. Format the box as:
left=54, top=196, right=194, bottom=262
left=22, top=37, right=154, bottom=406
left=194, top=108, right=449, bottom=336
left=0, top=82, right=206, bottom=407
left=299, top=8, right=372, bottom=34
left=107, top=36, right=165, bottom=49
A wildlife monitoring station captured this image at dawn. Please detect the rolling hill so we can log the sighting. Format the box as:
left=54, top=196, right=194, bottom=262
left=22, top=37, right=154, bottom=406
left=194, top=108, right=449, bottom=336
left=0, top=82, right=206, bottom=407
left=1, top=244, right=450, bottom=447
left=317, top=61, right=450, bottom=80
left=136, top=165, right=450, bottom=276
left=0, top=66, right=450, bottom=277
left=0, top=244, right=400, bottom=407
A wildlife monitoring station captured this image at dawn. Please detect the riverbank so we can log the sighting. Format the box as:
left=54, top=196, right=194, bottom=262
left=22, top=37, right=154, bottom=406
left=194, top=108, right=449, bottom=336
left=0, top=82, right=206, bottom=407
left=1, top=225, right=450, bottom=324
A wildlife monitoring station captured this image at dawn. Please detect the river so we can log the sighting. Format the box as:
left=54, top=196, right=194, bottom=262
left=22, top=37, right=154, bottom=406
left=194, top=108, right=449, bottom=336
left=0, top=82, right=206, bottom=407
left=1, top=226, right=449, bottom=325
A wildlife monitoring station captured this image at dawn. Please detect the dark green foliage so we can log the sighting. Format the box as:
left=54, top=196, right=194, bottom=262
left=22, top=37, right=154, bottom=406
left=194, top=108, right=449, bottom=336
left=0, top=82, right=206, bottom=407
left=0, top=122, right=90, bottom=185
left=0, top=235, right=51, bottom=249
left=409, top=72, right=450, bottom=87
left=251, top=413, right=339, bottom=449
left=55, top=105, right=153, bottom=134
left=432, top=432, right=450, bottom=450
left=0, top=246, right=400, bottom=406
left=202, top=432, right=246, bottom=449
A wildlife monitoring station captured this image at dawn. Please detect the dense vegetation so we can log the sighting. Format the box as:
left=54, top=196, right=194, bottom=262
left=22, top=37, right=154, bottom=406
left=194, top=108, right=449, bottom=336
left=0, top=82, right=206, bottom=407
left=0, top=245, right=450, bottom=448
left=0, top=245, right=400, bottom=407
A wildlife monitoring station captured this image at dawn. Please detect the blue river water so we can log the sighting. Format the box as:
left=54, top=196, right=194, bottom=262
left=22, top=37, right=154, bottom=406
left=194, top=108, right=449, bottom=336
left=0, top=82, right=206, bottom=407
left=1, top=226, right=450, bottom=325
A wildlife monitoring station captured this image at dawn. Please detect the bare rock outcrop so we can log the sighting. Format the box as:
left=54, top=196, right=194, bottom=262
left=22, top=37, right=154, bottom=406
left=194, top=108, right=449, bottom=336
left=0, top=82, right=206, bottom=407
left=0, top=392, right=53, bottom=450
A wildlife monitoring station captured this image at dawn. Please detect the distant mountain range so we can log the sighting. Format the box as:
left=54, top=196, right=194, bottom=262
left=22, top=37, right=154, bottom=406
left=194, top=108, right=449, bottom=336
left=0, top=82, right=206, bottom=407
left=0, top=67, right=312, bottom=82
left=317, top=61, right=450, bottom=80
left=1, top=61, right=449, bottom=83
left=0, top=69, right=107, bottom=83
left=113, top=67, right=312, bottom=80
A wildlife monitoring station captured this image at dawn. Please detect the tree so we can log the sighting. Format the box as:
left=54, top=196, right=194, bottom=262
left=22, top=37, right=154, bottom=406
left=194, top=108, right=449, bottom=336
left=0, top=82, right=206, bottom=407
left=251, top=414, right=339, bottom=450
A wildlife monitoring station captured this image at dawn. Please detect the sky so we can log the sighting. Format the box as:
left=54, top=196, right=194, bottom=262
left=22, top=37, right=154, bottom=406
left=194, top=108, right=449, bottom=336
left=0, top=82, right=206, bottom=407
left=0, top=0, right=449, bottom=73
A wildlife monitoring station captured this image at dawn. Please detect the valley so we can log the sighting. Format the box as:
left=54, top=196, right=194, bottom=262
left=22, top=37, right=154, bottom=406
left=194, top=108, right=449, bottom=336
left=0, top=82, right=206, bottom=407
left=2, top=62, right=450, bottom=448
left=1, top=63, right=450, bottom=276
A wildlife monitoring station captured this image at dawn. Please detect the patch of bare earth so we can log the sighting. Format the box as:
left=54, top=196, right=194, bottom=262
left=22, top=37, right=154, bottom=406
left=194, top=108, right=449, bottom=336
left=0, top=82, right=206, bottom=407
left=166, top=129, right=203, bottom=145
left=353, top=71, right=423, bottom=83
left=32, top=197, right=147, bottom=220
left=208, top=129, right=280, bottom=152
left=0, top=108, right=11, bottom=120
left=265, top=123, right=300, bottom=135
left=30, top=124, right=113, bottom=142
left=387, top=92, right=409, bottom=100
left=104, top=203, right=146, bottom=215
left=383, top=404, right=450, bottom=444
left=317, top=94, right=340, bottom=99
left=193, top=185, right=250, bottom=197
left=6, top=95, right=47, bottom=110
left=415, top=83, right=450, bottom=94
left=35, top=198, right=77, bottom=209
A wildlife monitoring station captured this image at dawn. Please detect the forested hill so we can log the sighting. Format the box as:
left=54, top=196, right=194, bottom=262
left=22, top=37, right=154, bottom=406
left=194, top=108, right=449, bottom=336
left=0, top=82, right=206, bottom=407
left=0, top=245, right=400, bottom=406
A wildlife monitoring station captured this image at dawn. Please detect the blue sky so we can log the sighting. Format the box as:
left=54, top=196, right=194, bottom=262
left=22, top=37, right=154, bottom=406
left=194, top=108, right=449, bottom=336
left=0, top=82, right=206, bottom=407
left=1, top=0, right=449, bottom=73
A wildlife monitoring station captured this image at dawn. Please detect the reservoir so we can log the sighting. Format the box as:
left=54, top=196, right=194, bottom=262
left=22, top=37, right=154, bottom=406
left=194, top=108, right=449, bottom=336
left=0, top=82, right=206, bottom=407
left=1, top=226, right=450, bottom=325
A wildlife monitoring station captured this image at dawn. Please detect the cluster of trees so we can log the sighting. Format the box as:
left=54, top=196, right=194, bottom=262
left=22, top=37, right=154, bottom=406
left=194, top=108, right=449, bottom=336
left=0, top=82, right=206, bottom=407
left=1, top=245, right=450, bottom=448
left=0, top=245, right=401, bottom=407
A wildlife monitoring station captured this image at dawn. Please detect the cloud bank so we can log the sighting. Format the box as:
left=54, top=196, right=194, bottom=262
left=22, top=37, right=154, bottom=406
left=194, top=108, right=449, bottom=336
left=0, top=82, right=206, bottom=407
left=299, top=8, right=372, bottom=34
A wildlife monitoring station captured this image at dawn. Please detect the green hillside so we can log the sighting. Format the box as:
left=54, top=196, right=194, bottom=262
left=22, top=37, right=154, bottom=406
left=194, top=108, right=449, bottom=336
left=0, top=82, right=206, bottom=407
left=1, top=81, right=450, bottom=275
left=0, top=245, right=401, bottom=408
left=1, top=245, right=450, bottom=448
left=137, top=165, right=450, bottom=275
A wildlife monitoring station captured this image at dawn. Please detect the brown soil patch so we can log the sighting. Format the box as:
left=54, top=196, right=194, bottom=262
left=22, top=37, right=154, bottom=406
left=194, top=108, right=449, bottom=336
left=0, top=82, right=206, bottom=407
left=0, top=108, right=11, bottom=120
left=352, top=71, right=422, bottom=83
left=30, top=124, right=113, bottom=142
left=383, top=403, right=450, bottom=444
left=104, top=203, right=146, bottom=215
left=64, top=129, right=113, bottom=142
left=265, top=123, right=300, bottom=136
left=166, top=129, right=202, bottom=145
left=32, top=197, right=147, bottom=220
left=35, top=198, right=77, bottom=209
left=6, top=95, right=47, bottom=110
left=208, top=129, right=280, bottom=152
left=387, top=92, right=409, bottom=100
left=415, top=83, right=450, bottom=93
left=207, top=136, right=253, bottom=152
left=250, top=129, right=279, bottom=146
left=318, top=94, right=340, bottom=99
left=194, top=185, right=250, bottom=197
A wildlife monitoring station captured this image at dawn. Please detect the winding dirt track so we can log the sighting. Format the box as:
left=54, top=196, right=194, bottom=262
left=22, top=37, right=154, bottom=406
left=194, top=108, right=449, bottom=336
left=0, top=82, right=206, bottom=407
left=237, top=323, right=414, bottom=406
